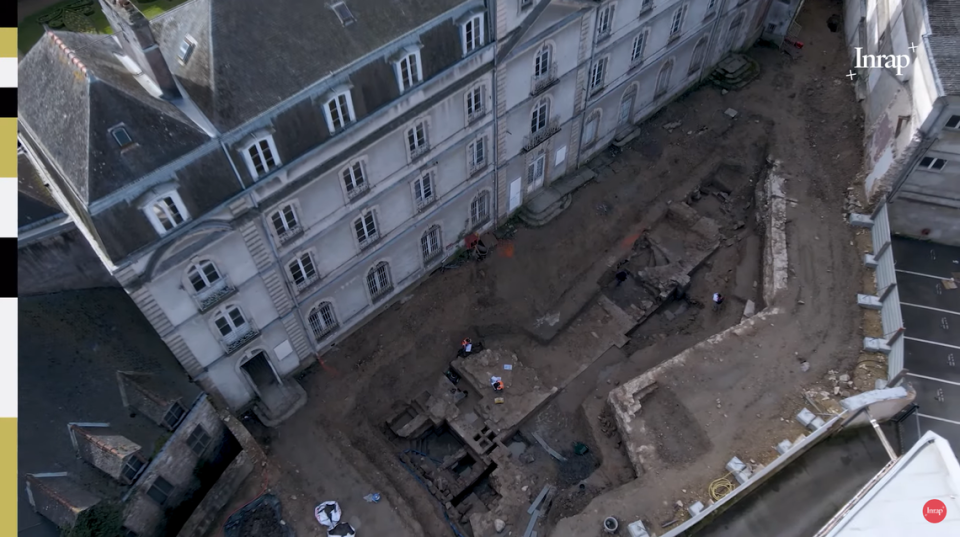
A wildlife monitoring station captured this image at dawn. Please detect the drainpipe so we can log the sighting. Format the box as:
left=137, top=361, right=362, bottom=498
left=700, top=0, right=728, bottom=85
left=575, top=8, right=600, bottom=170
left=490, top=2, right=500, bottom=224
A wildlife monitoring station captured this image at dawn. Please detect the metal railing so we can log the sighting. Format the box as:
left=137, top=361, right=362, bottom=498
left=530, top=63, right=558, bottom=97
left=857, top=201, right=904, bottom=380
left=193, top=278, right=236, bottom=312
left=221, top=324, right=261, bottom=355
left=522, top=116, right=561, bottom=153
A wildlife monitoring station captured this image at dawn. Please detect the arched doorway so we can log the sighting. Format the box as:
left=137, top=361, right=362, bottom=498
left=618, top=84, right=638, bottom=130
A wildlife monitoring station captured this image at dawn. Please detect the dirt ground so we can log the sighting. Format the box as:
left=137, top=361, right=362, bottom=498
left=243, top=1, right=868, bottom=536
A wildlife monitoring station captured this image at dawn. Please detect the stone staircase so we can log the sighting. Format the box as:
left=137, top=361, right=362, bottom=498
left=518, top=169, right=597, bottom=227
left=710, top=54, right=761, bottom=91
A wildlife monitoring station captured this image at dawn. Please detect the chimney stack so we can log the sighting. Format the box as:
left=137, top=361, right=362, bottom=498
left=99, top=0, right=181, bottom=100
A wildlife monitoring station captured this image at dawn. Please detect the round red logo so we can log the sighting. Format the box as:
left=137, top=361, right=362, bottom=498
left=923, top=499, right=947, bottom=523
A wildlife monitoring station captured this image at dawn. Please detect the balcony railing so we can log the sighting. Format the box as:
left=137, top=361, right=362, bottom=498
left=522, top=116, right=561, bottom=153
left=416, top=196, right=436, bottom=213
left=467, top=105, right=486, bottom=124
left=346, top=183, right=369, bottom=201
left=469, top=157, right=488, bottom=177
left=295, top=273, right=321, bottom=294
left=409, top=143, right=431, bottom=162
left=313, top=323, right=339, bottom=342
left=370, top=285, right=394, bottom=304
left=193, top=278, right=237, bottom=312
left=530, top=63, right=558, bottom=97
left=221, top=324, right=260, bottom=355
left=276, top=225, right=303, bottom=246
left=358, top=231, right=380, bottom=251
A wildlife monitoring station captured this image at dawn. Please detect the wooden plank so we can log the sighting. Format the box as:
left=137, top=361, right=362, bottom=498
left=531, top=432, right=567, bottom=461
left=522, top=510, right=540, bottom=537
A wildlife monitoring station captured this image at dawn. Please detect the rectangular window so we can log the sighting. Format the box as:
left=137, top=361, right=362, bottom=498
left=177, top=36, right=196, bottom=64
left=470, top=137, right=485, bottom=167
left=271, top=204, right=301, bottom=243
left=163, top=402, right=185, bottom=429
left=421, top=226, right=442, bottom=261
left=111, top=126, right=134, bottom=148
left=121, top=455, right=145, bottom=483
left=326, top=92, right=354, bottom=132
left=466, top=86, right=484, bottom=122
left=531, top=100, right=548, bottom=133
left=919, top=157, right=947, bottom=171
left=354, top=212, right=379, bottom=249
left=247, top=137, right=278, bottom=177
left=946, top=115, right=960, bottom=129
left=631, top=32, right=646, bottom=63
left=398, top=52, right=422, bottom=91
left=414, top=173, right=435, bottom=211
left=289, top=253, right=318, bottom=290
left=590, top=58, right=607, bottom=91
left=186, top=426, right=212, bottom=456
left=463, top=14, right=485, bottom=55
left=151, top=195, right=186, bottom=232
left=596, top=5, right=614, bottom=41
left=342, top=161, right=368, bottom=199
left=471, top=192, right=491, bottom=227
left=147, top=477, right=174, bottom=505
left=215, top=307, right=247, bottom=337
left=407, top=122, right=429, bottom=158
left=670, top=5, right=686, bottom=37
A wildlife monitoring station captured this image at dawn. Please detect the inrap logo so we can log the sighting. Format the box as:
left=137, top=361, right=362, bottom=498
left=923, top=499, right=947, bottom=523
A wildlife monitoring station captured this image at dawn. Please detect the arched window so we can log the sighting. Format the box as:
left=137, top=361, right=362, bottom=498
left=187, top=260, right=221, bottom=293
left=471, top=191, right=491, bottom=227
left=688, top=37, right=708, bottom=74
left=531, top=97, right=550, bottom=134
left=308, top=302, right=338, bottom=341
left=213, top=305, right=257, bottom=353
left=421, top=225, right=442, bottom=262
left=367, top=262, right=393, bottom=301
left=656, top=59, right=674, bottom=98
left=583, top=110, right=602, bottom=145
left=534, top=44, right=552, bottom=79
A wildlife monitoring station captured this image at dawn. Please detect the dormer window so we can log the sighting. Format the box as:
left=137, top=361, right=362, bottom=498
left=461, top=13, right=485, bottom=56
left=324, top=90, right=356, bottom=133
left=111, top=126, right=134, bottom=148
left=243, top=135, right=280, bottom=178
left=394, top=47, right=423, bottom=93
left=162, top=401, right=186, bottom=430
left=144, top=190, right=190, bottom=235
left=331, top=2, right=356, bottom=26
left=177, top=36, right=196, bottom=65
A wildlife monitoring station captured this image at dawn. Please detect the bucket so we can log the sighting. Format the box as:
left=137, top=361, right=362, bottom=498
left=604, top=516, right=619, bottom=533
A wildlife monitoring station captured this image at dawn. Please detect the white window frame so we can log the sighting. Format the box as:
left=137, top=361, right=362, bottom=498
left=583, top=110, right=601, bottom=145
left=413, top=172, right=436, bottom=212
left=534, top=44, right=552, bottom=78
left=354, top=210, right=380, bottom=250
left=466, top=85, right=485, bottom=123
left=946, top=115, right=960, bottom=130
left=308, top=301, right=339, bottom=341
left=468, top=136, right=486, bottom=174
left=656, top=59, right=674, bottom=97
left=288, top=251, right=319, bottom=292
left=631, top=30, right=648, bottom=65
left=242, top=135, right=280, bottom=178
left=461, top=13, right=485, bottom=56
left=670, top=5, right=687, bottom=38
left=590, top=57, right=607, bottom=92
left=394, top=47, right=424, bottom=93
left=407, top=120, right=430, bottom=160
left=324, top=90, right=356, bottom=133
left=918, top=156, right=947, bottom=172
left=421, top=225, right=443, bottom=263
left=596, top=4, right=615, bottom=41
left=640, top=0, right=653, bottom=13
left=213, top=305, right=251, bottom=343
left=270, top=203, right=302, bottom=245
left=366, top=261, right=393, bottom=301
left=187, top=260, right=222, bottom=294
left=177, top=35, right=197, bottom=65
left=145, top=190, right=190, bottom=236
left=471, top=191, right=491, bottom=228
left=531, top=98, right=549, bottom=134
left=689, top=37, right=708, bottom=74
left=341, top=160, right=369, bottom=200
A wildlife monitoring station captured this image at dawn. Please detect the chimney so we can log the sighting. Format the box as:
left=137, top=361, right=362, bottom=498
left=99, top=0, right=181, bottom=99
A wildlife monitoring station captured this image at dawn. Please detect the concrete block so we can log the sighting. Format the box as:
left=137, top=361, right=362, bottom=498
left=864, top=254, right=878, bottom=269
left=724, top=108, right=739, bottom=118
left=840, top=386, right=908, bottom=411
left=863, top=337, right=892, bottom=354
left=809, top=416, right=826, bottom=431
left=875, top=379, right=888, bottom=390
left=795, top=408, right=816, bottom=428
left=742, top=299, right=756, bottom=319
left=857, top=294, right=882, bottom=310
left=734, top=468, right=753, bottom=485
left=688, top=501, right=705, bottom=517
left=627, top=520, right=651, bottom=537
left=848, top=214, right=874, bottom=228
left=725, top=456, right=747, bottom=474
left=775, top=439, right=793, bottom=455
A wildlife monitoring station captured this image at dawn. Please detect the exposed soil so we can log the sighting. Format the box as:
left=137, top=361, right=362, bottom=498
left=250, top=1, right=867, bottom=536
left=642, top=386, right=713, bottom=466
left=225, top=496, right=289, bottom=537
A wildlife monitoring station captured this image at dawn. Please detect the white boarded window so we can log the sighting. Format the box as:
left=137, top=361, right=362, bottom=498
left=462, top=13, right=485, bottom=55
left=245, top=136, right=279, bottom=178
left=146, top=191, right=189, bottom=235
left=325, top=91, right=356, bottom=133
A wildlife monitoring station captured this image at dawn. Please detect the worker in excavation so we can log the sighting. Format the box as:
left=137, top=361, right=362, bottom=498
left=493, top=379, right=504, bottom=392
left=615, top=269, right=629, bottom=286
left=712, top=293, right=724, bottom=311
left=458, top=338, right=473, bottom=358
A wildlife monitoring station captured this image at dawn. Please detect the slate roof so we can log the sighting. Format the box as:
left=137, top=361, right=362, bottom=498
left=17, top=31, right=211, bottom=205
left=149, top=0, right=470, bottom=132
left=927, top=0, right=960, bottom=96
left=18, top=152, right=63, bottom=229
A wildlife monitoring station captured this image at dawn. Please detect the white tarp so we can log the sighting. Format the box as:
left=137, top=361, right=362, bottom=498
left=328, top=522, right=357, bottom=537
left=314, top=501, right=342, bottom=529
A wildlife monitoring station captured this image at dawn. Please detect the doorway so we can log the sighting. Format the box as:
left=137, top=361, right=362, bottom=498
left=725, top=12, right=745, bottom=52
left=528, top=153, right=546, bottom=192
left=618, top=86, right=637, bottom=130
left=241, top=351, right=284, bottom=409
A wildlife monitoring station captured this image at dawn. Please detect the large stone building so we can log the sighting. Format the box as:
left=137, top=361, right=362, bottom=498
left=18, top=0, right=779, bottom=421
left=843, top=0, right=960, bottom=245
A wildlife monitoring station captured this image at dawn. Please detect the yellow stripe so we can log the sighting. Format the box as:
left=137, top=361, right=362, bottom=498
left=0, top=118, right=16, bottom=178
left=0, top=28, right=16, bottom=59
left=0, top=418, right=16, bottom=534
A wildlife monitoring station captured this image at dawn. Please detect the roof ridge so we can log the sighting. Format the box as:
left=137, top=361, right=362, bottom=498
left=46, top=31, right=90, bottom=77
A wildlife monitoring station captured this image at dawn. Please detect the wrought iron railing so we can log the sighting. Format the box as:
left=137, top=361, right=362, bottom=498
left=194, top=278, right=236, bottom=312
left=522, top=116, right=561, bottom=153
left=530, top=63, right=558, bottom=97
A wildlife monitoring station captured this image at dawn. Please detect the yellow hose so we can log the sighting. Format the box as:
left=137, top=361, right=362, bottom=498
left=709, top=472, right=736, bottom=501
